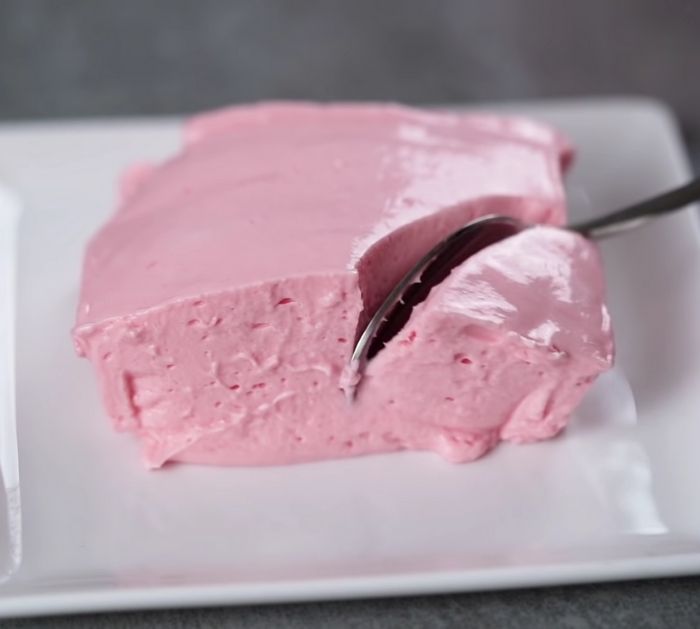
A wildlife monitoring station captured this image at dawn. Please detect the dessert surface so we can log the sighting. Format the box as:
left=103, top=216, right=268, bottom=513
left=73, top=102, right=611, bottom=467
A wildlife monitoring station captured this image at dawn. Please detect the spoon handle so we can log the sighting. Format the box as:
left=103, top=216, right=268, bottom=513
left=570, top=176, right=700, bottom=240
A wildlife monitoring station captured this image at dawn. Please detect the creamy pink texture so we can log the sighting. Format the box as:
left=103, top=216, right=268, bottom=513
left=363, top=226, right=613, bottom=460
left=73, top=102, right=611, bottom=468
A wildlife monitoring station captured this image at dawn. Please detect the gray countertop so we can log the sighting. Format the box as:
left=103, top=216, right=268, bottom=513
left=2, top=1, right=699, bottom=626
left=5, top=577, right=700, bottom=629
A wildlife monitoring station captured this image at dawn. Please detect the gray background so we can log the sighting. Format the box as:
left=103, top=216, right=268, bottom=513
left=2, top=0, right=700, bottom=626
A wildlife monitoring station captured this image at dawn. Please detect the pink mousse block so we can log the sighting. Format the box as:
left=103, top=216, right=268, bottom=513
left=72, top=103, right=612, bottom=468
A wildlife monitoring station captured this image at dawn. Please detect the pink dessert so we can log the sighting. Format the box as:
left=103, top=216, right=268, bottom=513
left=73, top=102, right=612, bottom=468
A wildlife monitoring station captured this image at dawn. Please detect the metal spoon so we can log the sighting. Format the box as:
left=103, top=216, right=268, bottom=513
left=346, top=176, right=700, bottom=399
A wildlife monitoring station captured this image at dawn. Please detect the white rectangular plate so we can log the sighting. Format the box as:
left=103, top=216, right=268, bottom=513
left=0, top=98, right=699, bottom=618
